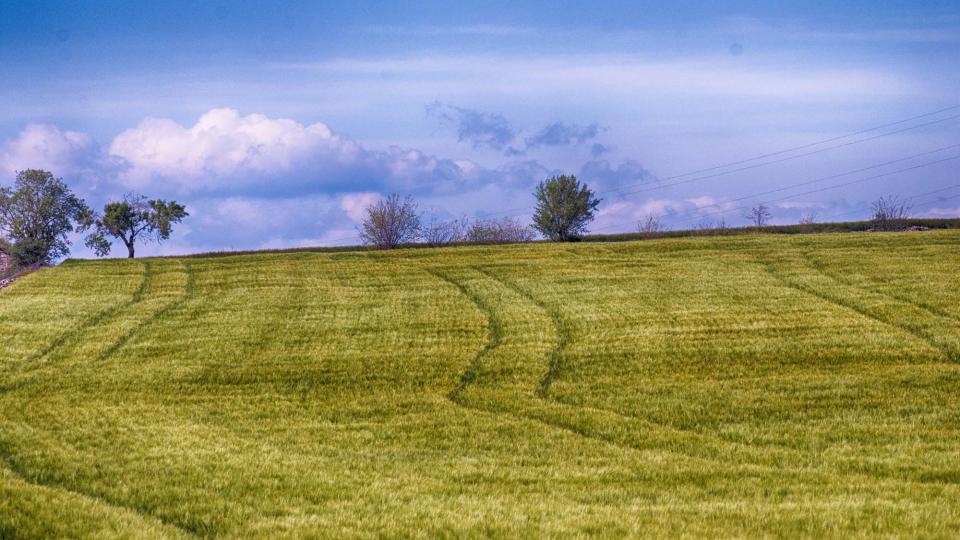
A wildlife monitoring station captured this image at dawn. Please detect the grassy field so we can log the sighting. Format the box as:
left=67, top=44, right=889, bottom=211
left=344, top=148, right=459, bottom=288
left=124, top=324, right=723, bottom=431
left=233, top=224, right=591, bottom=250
left=1, top=231, right=959, bottom=538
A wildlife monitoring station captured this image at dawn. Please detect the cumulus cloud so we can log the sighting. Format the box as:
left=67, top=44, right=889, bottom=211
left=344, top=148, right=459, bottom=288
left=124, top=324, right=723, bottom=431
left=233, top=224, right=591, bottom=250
left=0, top=108, right=661, bottom=255
left=0, top=124, right=112, bottom=183
left=340, top=192, right=380, bottom=222
left=109, top=108, right=369, bottom=194
left=101, top=108, right=516, bottom=197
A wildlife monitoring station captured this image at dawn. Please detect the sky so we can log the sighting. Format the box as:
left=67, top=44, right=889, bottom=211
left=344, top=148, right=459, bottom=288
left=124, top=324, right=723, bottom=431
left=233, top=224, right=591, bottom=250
left=1, top=0, right=958, bottom=257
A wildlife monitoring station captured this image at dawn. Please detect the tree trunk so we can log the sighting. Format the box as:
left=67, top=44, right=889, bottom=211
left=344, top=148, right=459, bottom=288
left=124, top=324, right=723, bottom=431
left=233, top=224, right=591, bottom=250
left=126, top=242, right=135, bottom=259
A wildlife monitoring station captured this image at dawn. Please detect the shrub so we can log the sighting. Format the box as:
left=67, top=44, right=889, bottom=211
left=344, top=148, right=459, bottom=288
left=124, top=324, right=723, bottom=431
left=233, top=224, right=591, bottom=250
left=359, top=194, right=421, bottom=249
left=871, top=195, right=912, bottom=231
left=466, top=217, right=535, bottom=243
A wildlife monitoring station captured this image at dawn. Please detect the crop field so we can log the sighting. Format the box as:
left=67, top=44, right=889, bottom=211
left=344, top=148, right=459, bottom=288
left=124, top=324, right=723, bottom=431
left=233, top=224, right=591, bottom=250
left=1, top=231, right=959, bottom=538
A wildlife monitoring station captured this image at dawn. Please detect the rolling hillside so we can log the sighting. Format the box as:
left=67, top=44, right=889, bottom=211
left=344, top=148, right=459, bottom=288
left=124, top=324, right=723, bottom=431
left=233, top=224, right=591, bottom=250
left=2, top=231, right=960, bottom=538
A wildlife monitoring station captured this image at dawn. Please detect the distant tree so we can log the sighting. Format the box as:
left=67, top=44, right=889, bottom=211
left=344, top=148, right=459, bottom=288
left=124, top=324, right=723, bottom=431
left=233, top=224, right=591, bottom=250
left=422, top=213, right=468, bottom=247
left=466, top=217, right=535, bottom=243
left=870, top=195, right=911, bottom=231
left=359, top=194, right=421, bottom=249
left=746, top=204, right=772, bottom=228
left=799, top=213, right=817, bottom=225
left=0, top=169, right=93, bottom=266
left=85, top=194, right=188, bottom=258
left=692, top=217, right=728, bottom=235
left=531, top=175, right=601, bottom=241
left=637, top=214, right=664, bottom=234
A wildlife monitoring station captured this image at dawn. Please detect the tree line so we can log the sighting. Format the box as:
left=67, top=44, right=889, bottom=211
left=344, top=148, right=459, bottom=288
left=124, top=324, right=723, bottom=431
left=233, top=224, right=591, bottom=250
left=0, top=169, right=187, bottom=267
left=0, top=167, right=922, bottom=265
left=359, top=174, right=600, bottom=249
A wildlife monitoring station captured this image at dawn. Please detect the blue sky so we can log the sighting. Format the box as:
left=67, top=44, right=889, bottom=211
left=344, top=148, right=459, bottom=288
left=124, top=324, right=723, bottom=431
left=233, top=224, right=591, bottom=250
left=1, top=0, right=958, bottom=256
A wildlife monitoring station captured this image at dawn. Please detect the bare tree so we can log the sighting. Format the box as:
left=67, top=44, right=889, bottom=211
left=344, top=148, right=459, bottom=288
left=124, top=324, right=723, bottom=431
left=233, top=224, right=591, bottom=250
left=422, top=214, right=468, bottom=247
left=871, top=195, right=912, bottom=231
left=799, top=213, right=817, bottom=225
left=358, top=194, right=421, bottom=249
left=746, top=204, right=772, bottom=227
left=466, top=217, right=535, bottom=243
left=692, top=217, right=727, bottom=235
left=693, top=219, right=715, bottom=235
left=637, top=214, right=664, bottom=234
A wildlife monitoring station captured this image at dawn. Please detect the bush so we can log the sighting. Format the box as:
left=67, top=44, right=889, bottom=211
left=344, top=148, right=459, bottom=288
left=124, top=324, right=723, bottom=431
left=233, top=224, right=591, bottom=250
left=871, top=195, right=912, bottom=231
left=359, top=195, right=421, bottom=249
left=422, top=215, right=468, bottom=247
left=466, top=217, right=535, bottom=243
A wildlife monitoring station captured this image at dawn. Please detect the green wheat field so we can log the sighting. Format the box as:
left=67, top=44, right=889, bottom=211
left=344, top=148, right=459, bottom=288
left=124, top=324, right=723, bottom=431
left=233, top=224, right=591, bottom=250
left=2, top=231, right=959, bottom=538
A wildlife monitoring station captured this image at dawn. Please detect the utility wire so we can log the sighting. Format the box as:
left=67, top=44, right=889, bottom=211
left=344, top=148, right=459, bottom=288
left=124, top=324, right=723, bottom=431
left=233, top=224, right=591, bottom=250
left=607, top=113, right=960, bottom=198
left=462, top=105, right=960, bottom=222
left=320, top=105, right=960, bottom=246
left=652, top=104, right=960, bottom=181
left=605, top=143, right=960, bottom=231
left=591, top=154, right=960, bottom=233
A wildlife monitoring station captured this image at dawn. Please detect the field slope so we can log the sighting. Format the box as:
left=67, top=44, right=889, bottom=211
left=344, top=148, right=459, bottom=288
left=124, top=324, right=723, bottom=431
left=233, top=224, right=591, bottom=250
left=2, top=231, right=960, bottom=538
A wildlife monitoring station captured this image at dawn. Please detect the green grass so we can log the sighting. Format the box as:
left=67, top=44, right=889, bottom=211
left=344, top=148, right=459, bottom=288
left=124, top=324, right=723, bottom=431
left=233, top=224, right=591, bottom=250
left=2, top=231, right=960, bottom=538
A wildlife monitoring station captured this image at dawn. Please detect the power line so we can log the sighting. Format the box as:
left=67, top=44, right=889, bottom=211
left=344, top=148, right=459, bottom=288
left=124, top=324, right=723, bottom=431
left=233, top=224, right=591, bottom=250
left=459, top=105, right=960, bottom=222
left=653, top=104, right=960, bottom=181
left=318, top=105, right=960, bottom=247
left=590, top=153, right=960, bottom=233
left=606, top=113, right=960, bottom=198
left=668, top=155, right=960, bottom=228
left=608, top=143, right=960, bottom=230
left=791, top=185, right=960, bottom=224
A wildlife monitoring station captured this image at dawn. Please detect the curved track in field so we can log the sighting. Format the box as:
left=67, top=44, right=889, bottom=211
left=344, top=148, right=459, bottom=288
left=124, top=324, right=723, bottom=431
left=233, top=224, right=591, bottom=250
left=0, top=260, right=198, bottom=538
left=430, top=259, right=960, bottom=490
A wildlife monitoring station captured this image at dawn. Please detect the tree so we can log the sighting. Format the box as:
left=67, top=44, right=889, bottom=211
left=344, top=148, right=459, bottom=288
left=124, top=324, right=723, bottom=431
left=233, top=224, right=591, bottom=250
left=531, top=175, right=601, bottom=241
left=870, top=195, right=911, bottom=231
left=422, top=213, right=468, bottom=247
left=359, top=194, right=421, bottom=249
left=637, top=214, right=664, bottom=234
left=746, top=204, right=772, bottom=228
left=0, top=169, right=92, bottom=266
left=85, top=194, right=188, bottom=258
left=799, top=213, right=817, bottom=225
left=466, top=217, right=535, bottom=243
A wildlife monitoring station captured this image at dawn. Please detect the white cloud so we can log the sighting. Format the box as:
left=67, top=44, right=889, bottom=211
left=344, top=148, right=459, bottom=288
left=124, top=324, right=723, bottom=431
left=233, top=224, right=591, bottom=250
left=340, top=192, right=380, bottom=222
left=109, top=108, right=364, bottom=192
left=101, top=108, right=501, bottom=197
left=0, top=124, right=104, bottom=180
left=776, top=200, right=823, bottom=209
left=926, top=207, right=960, bottom=217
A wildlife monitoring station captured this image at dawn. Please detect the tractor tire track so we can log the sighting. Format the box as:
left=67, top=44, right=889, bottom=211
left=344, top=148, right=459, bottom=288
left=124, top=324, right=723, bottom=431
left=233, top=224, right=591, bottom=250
left=96, top=260, right=193, bottom=362
left=759, top=257, right=954, bottom=362
left=425, top=266, right=880, bottom=484
left=23, top=261, right=152, bottom=364
left=802, top=250, right=960, bottom=325
left=473, top=266, right=568, bottom=399
left=0, top=441, right=194, bottom=538
left=455, top=263, right=959, bottom=488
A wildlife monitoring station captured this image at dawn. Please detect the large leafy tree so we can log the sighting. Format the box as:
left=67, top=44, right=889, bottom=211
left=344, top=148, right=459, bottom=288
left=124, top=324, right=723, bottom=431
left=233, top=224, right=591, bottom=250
left=0, top=169, right=93, bottom=266
left=85, top=194, right=188, bottom=258
left=531, top=174, right=601, bottom=241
